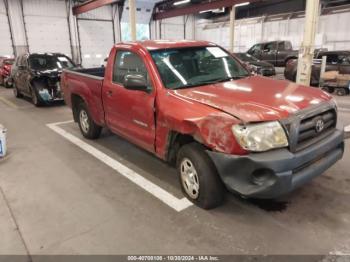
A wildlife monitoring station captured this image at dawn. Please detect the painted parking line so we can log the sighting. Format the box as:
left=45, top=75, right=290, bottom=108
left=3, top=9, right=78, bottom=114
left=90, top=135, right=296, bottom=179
left=0, top=96, right=18, bottom=109
left=46, top=121, right=193, bottom=212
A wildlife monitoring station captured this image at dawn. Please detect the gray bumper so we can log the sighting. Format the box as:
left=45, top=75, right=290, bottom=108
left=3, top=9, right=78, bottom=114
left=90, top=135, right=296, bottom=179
left=207, top=129, right=344, bottom=199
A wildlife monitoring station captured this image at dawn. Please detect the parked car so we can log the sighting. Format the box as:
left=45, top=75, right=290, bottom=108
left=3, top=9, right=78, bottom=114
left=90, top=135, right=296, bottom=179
left=247, top=40, right=298, bottom=67
left=12, top=53, right=76, bottom=106
left=284, top=50, right=350, bottom=86
left=0, top=58, right=14, bottom=88
left=235, top=52, right=276, bottom=76
left=61, top=40, right=344, bottom=209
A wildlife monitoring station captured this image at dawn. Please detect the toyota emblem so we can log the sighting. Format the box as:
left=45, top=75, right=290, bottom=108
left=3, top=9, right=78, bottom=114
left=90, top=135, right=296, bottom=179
left=315, top=119, right=325, bottom=133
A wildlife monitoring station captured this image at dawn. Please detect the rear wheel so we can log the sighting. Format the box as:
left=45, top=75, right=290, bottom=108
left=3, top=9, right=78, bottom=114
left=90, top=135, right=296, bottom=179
left=177, top=143, right=225, bottom=209
left=77, top=102, right=102, bottom=139
left=336, top=88, right=348, bottom=96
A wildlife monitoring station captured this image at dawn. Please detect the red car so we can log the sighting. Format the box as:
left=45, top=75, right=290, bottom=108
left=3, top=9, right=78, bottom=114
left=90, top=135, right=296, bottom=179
left=0, top=57, right=14, bottom=88
left=61, top=40, right=344, bottom=209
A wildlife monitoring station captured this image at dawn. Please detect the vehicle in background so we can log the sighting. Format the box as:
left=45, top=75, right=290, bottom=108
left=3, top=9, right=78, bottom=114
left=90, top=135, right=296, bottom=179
left=0, top=58, right=14, bottom=88
left=235, top=52, right=276, bottom=76
left=284, top=51, right=350, bottom=87
left=12, top=53, right=76, bottom=106
left=247, top=40, right=298, bottom=67
left=61, top=40, right=344, bottom=209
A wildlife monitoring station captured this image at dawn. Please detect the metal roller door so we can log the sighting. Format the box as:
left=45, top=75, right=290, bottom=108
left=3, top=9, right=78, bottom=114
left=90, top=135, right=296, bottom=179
left=23, top=0, right=71, bottom=56
left=0, top=0, right=13, bottom=57
left=77, top=19, right=114, bottom=68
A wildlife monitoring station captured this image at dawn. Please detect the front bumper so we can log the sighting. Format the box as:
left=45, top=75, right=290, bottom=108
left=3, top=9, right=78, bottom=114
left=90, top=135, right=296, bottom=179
left=207, top=129, right=344, bottom=199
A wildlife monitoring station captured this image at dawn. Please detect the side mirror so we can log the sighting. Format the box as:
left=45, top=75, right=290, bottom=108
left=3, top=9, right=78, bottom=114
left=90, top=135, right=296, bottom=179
left=123, top=74, right=150, bottom=93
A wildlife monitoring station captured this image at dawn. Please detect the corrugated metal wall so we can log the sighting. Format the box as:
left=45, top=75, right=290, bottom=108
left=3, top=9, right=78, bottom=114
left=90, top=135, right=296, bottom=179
left=22, top=0, right=71, bottom=55
left=0, top=0, right=13, bottom=57
left=77, top=6, right=114, bottom=67
left=196, top=12, right=350, bottom=52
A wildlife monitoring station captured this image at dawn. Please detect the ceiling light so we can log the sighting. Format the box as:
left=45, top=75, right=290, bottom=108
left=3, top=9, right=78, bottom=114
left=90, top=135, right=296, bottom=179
left=235, top=2, right=250, bottom=7
left=173, top=0, right=190, bottom=6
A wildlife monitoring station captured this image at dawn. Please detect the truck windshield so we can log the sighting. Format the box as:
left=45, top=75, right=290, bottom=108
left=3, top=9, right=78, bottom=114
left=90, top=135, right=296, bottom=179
left=150, top=46, right=250, bottom=90
left=29, top=55, right=75, bottom=70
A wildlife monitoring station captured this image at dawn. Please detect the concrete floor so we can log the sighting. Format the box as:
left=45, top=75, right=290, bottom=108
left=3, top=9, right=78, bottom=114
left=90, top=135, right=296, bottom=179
left=0, top=81, right=350, bottom=259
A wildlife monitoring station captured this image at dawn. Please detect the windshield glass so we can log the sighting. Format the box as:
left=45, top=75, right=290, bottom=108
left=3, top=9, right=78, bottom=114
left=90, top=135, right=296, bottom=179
left=236, top=53, right=259, bottom=62
left=150, top=46, right=249, bottom=90
left=29, top=55, right=75, bottom=70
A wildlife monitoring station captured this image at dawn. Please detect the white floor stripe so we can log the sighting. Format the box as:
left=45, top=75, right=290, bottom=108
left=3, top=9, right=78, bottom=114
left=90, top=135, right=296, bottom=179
left=46, top=121, right=193, bottom=212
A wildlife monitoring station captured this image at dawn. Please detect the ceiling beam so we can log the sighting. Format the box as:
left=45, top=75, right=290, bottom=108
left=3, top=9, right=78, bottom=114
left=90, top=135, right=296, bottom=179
left=73, top=0, right=119, bottom=15
left=153, top=0, right=260, bottom=20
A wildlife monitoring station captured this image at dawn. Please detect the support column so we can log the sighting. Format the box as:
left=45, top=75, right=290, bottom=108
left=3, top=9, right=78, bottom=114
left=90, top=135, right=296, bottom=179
left=5, top=0, right=28, bottom=55
left=128, top=0, right=137, bottom=41
left=66, top=0, right=81, bottom=64
left=229, top=6, right=236, bottom=52
left=296, top=0, right=320, bottom=85
left=112, top=4, right=121, bottom=43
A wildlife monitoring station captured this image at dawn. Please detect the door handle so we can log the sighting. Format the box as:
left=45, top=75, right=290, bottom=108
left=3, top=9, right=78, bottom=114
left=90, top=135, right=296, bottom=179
left=106, top=90, right=113, bottom=97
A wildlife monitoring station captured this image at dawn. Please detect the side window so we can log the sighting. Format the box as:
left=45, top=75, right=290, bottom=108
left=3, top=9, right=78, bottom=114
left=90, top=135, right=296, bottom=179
left=264, top=42, right=276, bottom=52
left=326, top=54, right=339, bottom=64
left=112, top=51, right=151, bottom=88
left=277, top=42, right=285, bottom=51
left=248, top=44, right=261, bottom=54
left=339, top=55, right=350, bottom=65
left=285, top=42, right=292, bottom=50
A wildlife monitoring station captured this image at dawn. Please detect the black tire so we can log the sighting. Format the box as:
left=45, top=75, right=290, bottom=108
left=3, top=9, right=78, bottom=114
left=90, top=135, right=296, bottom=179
left=13, top=84, right=23, bottom=98
left=321, top=86, right=334, bottom=94
left=4, top=79, right=12, bottom=89
left=77, top=102, right=102, bottom=139
left=336, top=88, right=347, bottom=96
left=30, top=86, right=43, bottom=107
left=177, top=143, right=225, bottom=209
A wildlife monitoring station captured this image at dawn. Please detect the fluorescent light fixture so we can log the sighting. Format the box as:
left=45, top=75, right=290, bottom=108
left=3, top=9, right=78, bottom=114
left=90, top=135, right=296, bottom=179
left=173, top=0, right=190, bottom=6
left=235, top=2, right=250, bottom=7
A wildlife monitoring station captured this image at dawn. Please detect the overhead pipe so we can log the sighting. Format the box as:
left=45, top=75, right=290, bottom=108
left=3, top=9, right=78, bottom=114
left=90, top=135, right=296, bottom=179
left=73, top=0, right=120, bottom=15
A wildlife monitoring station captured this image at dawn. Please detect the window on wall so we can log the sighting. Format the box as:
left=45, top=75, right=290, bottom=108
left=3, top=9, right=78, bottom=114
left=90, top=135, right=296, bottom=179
left=121, top=23, right=150, bottom=41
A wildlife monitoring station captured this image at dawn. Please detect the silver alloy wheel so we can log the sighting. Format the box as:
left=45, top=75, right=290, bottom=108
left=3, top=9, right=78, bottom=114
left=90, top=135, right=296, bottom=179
left=180, top=158, right=200, bottom=199
left=79, top=110, right=90, bottom=134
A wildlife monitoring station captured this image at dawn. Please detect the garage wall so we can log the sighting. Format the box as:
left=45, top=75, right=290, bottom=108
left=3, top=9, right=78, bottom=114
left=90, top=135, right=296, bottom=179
left=77, top=6, right=114, bottom=67
left=196, top=11, right=350, bottom=52
left=0, top=0, right=13, bottom=57
left=150, top=15, right=195, bottom=40
left=22, top=0, right=71, bottom=56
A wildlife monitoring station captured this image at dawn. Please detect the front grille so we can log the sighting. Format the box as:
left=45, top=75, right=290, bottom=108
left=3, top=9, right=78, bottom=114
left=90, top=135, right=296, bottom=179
left=281, top=103, right=337, bottom=153
left=297, top=109, right=336, bottom=144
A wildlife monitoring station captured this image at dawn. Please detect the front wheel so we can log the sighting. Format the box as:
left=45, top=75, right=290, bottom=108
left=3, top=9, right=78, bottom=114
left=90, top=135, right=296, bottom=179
left=177, top=143, right=225, bottom=209
left=77, top=102, right=102, bottom=139
left=13, top=84, right=23, bottom=98
left=31, top=87, right=42, bottom=107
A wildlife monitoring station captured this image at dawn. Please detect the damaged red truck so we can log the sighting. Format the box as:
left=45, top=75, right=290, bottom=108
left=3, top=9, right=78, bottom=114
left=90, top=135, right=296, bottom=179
left=61, top=41, right=344, bottom=209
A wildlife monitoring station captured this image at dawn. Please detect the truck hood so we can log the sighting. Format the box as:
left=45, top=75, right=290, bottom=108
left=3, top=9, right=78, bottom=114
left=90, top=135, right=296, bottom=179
left=170, top=76, right=332, bottom=122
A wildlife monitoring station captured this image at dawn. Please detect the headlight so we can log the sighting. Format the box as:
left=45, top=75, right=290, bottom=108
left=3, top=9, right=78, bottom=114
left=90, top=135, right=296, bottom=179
left=232, top=121, right=288, bottom=152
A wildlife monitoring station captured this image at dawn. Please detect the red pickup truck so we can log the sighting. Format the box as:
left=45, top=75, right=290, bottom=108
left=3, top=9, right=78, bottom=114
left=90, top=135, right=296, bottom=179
left=61, top=40, right=344, bottom=209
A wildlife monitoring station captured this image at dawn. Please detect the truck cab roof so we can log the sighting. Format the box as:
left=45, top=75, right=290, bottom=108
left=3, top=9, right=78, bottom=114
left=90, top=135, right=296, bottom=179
left=116, top=40, right=216, bottom=50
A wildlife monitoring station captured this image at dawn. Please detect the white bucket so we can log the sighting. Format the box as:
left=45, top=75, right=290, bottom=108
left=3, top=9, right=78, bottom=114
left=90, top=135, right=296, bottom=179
left=0, top=125, right=7, bottom=158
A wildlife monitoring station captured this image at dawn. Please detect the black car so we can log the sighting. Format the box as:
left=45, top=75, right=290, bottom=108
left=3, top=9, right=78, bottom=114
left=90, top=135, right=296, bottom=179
left=235, top=53, right=276, bottom=76
left=12, top=53, right=76, bottom=106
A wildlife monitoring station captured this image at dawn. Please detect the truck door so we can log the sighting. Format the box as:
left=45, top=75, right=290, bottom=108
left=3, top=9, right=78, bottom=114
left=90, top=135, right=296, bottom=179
left=261, top=42, right=277, bottom=65
left=103, top=49, right=156, bottom=152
